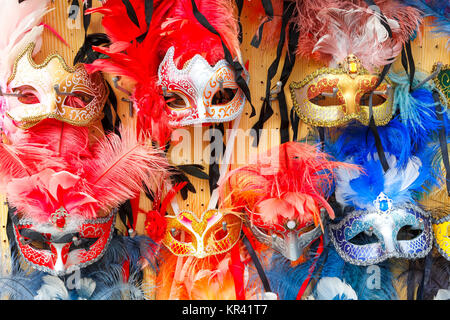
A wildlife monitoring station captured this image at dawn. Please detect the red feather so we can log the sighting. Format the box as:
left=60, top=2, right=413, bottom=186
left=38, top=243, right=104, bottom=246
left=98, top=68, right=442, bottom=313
left=219, top=142, right=361, bottom=229
left=86, top=0, right=241, bottom=145
left=5, top=125, right=169, bottom=222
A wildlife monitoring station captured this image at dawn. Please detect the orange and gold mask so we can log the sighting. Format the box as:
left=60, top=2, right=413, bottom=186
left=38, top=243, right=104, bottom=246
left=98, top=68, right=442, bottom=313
left=4, top=43, right=108, bottom=129
left=162, top=209, right=242, bottom=258
left=289, top=54, right=393, bottom=127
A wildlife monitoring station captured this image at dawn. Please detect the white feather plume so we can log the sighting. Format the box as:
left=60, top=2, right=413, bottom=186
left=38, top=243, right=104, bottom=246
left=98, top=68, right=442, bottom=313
left=434, top=288, right=450, bottom=300
left=335, top=157, right=364, bottom=208
left=34, top=275, right=69, bottom=300
left=383, top=155, right=421, bottom=193
left=312, top=7, right=403, bottom=71
left=76, top=278, right=96, bottom=300
left=335, top=153, right=423, bottom=210
left=314, top=277, right=358, bottom=300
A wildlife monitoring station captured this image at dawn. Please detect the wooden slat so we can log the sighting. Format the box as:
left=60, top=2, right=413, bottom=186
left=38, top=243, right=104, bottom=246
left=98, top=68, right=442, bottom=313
left=0, top=194, right=11, bottom=276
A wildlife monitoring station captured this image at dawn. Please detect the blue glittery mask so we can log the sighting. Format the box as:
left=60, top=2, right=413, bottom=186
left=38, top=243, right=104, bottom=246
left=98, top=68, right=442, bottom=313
left=327, top=149, right=436, bottom=266
left=328, top=192, right=433, bottom=265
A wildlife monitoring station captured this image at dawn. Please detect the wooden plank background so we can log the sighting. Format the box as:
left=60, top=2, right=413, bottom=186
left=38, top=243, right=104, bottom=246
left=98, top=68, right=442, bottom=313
left=4, top=0, right=448, bottom=299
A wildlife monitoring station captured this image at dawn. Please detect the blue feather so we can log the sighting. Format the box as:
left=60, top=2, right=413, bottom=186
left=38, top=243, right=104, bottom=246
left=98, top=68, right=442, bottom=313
left=398, top=0, right=450, bottom=46
left=389, top=71, right=443, bottom=150
left=80, top=234, right=157, bottom=300
left=326, top=119, right=414, bottom=168
left=5, top=233, right=157, bottom=300
left=0, top=246, right=45, bottom=299
left=264, top=253, right=312, bottom=300
left=304, top=240, right=398, bottom=300
left=311, top=237, right=347, bottom=280
left=262, top=239, right=325, bottom=300
left=334, top=144, right=438, bottom=209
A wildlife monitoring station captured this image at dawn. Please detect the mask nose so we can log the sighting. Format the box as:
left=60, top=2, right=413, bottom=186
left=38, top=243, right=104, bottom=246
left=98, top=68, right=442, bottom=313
left=284, top=230, right=303, bottom=261
left=376, top=217, right=399, bottom=254
left=50, top=243, right=71, bottom=275
left=338, top=78, right=360, bottom=116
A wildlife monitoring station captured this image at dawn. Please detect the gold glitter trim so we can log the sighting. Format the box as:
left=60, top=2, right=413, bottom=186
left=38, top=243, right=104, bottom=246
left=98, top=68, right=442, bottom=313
left=8, top=43, right=77, bottom=83
left=289, top=67, right=393, bottom=127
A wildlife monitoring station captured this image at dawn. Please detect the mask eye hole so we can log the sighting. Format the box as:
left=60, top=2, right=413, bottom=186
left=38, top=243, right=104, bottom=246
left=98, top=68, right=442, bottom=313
left=170, top=229, right=193, bottom=243
left=69, top=237, right=99, bottom=252
left=308, top=89, right=341, bottom=106
left=397, top=225, right=423, bottom=241
left=63, top=91, right=94, bottom=108
left=29, top=240, right=51, bottom=251
left=348, top=230, right=379, bottom=245
left=211, top=88, right=238, bottom=106
left=298, top=223, right=315, bottom=234
left=359, top=93, right=386, bottom=107
left=11, top=86, right=40, bottom=104
left=252, top=223, right=283, bottom=239
left=213, top=227, right=228, bottom=241
left=165, top=92, right=188, bottom=109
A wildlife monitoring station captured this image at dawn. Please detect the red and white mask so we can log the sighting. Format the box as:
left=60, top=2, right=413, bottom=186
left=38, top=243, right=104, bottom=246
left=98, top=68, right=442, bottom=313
left=158, top=47, right=248, bottom=127
left=6, top=169, right=116, bottom=276
left=12, top=210, right=115, bottom=276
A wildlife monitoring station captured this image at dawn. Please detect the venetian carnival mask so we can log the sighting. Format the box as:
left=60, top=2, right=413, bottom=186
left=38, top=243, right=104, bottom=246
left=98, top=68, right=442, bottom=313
left=246, top=208, right=326, bottom=261
left=330, top=153, right=434, bottom=266
left=6, top=169, right=118, bottom=276
left=158, top=47, right=248, bottom=127
left=162, top=209, right=242, bottom=258
left=12, top=209, right=115, bottom=276
left=4, top=43, right=108, bottom=129
left=289, top=54, right=393, bottom=127
left=329, top=193, right=433, bottom=265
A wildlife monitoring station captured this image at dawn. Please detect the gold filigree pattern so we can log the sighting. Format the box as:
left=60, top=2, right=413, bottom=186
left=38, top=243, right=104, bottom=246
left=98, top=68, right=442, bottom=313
left=5, top=43, right=108, bottom=128
left=289, top=65, right=392, bottom=127
left=162, top=209, right=242, bottom=258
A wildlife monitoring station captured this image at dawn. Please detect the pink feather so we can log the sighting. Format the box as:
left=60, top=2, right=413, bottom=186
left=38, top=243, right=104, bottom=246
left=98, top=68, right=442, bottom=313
left=6, top=169, right=99, bottom=223
left=4, top=125, right=169, bottom=222
left=292, top=0, right=421, bottom=67
left=256, top=198, right=296, bottom=225
left=83, top=127, right=169, bottom=211
left=6, top=119, right=92, bottom=161
left=312, top=7, right=404, bottom=71
left=0, top=142, right=65, bottom=191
